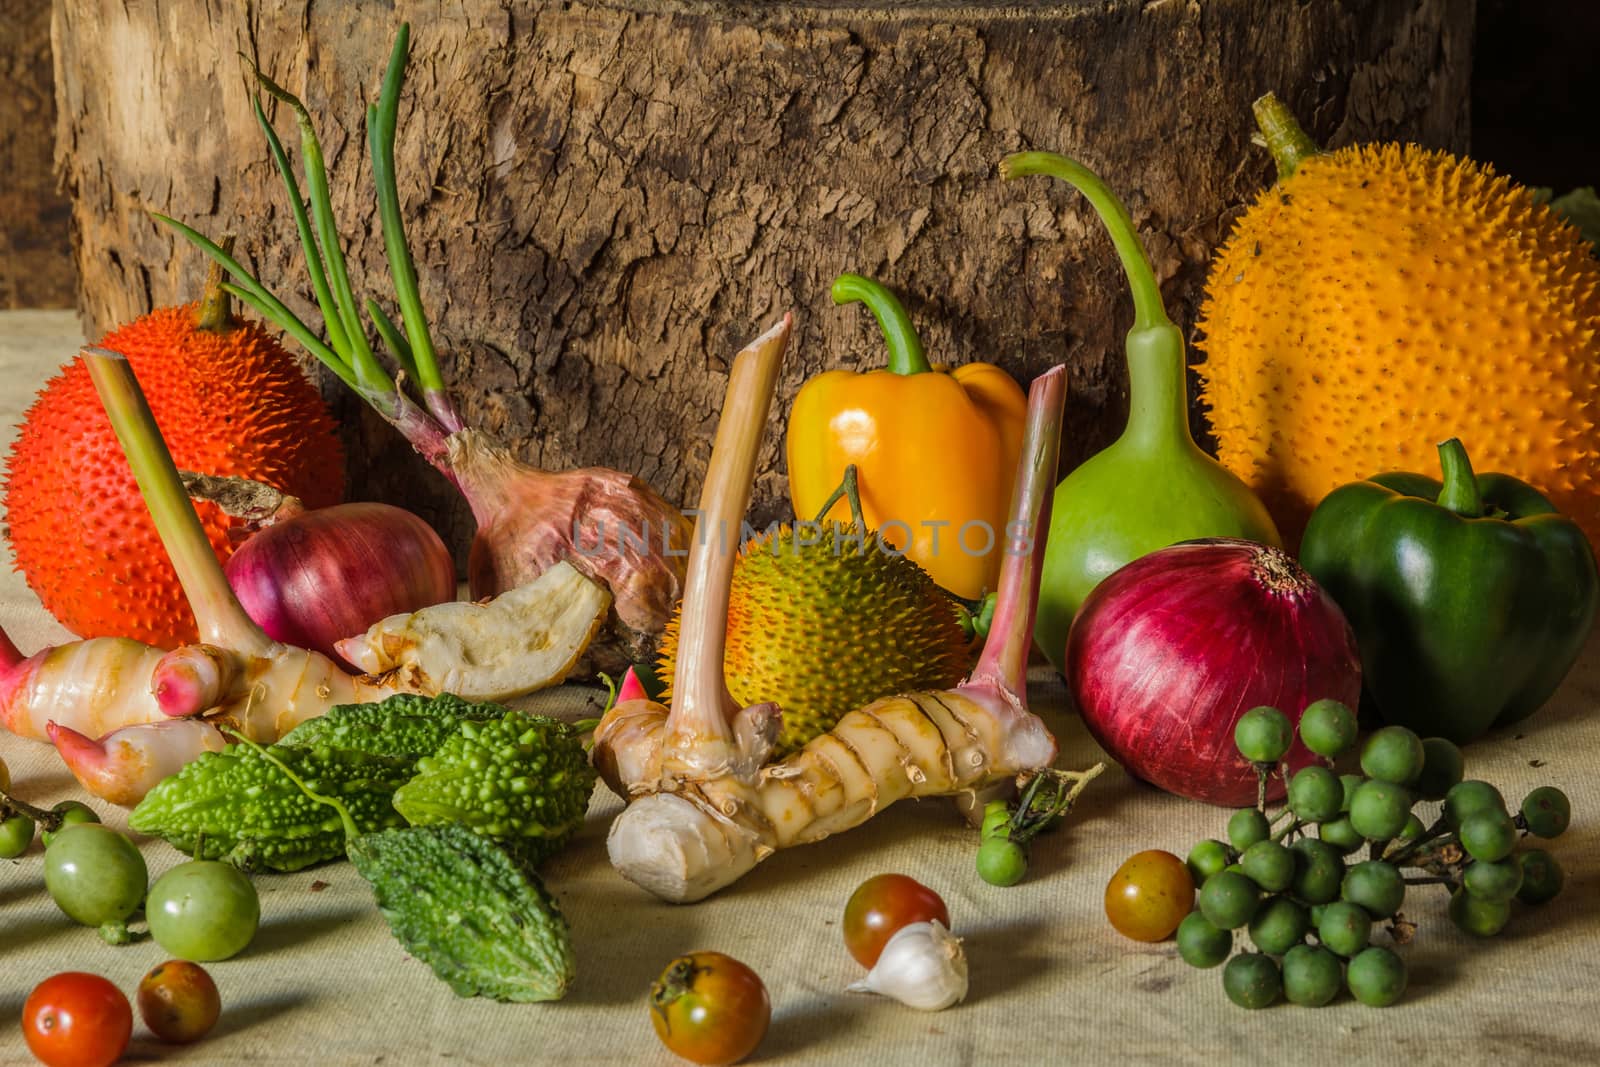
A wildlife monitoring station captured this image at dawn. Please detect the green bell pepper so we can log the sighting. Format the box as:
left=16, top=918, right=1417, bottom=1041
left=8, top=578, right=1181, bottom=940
left=1300, top=438, right=1597, bottom=744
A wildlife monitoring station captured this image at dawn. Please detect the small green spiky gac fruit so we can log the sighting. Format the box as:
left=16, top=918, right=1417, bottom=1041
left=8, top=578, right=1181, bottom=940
left=655, top=523, right=972, bottom=755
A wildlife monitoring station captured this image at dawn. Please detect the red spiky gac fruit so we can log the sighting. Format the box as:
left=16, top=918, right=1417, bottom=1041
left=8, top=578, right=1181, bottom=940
left=3, top=302, right=344, bottom=646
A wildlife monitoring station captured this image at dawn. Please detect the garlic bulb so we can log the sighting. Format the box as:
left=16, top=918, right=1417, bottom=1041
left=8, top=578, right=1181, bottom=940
left=845, top=920, right=968, bottom=1011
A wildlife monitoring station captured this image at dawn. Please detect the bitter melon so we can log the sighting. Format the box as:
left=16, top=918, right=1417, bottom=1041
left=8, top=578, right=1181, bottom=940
left=392, top=711, right=594, bottom=863
left=348, top=824, right=575, bottom=1002
left=129, top=744, right=412, bottom=872
left=278, top=692, right=509, bottom=758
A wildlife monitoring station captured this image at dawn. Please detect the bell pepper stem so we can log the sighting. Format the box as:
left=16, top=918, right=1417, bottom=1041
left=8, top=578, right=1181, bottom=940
left=830, top=273, right=931, bottom=376
left=809, top=464, right=867, bottom=530
left=1253, top=93, right=1321, bottom=182
left=1435, top=438, right=1485, bottom=517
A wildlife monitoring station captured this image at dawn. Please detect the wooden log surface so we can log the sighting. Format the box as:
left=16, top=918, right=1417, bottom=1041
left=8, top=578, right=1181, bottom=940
left=52, top=0, right=1472, bottom=562
left=1, top=0, right=73, bottom=307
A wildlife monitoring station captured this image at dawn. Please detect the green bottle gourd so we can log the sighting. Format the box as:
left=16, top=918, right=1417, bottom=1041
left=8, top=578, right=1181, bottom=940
left=1000, top=152, right=1282, bottom=671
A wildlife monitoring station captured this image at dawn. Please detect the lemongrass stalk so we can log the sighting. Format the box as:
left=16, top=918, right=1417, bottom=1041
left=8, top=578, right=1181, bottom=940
left=248, top=88, right=352, bottom=360
left=81, top=347, right=270, bottom=654
left=660, top=314, right=792, bottom=781
left=369, top=25, right=462, bottom=432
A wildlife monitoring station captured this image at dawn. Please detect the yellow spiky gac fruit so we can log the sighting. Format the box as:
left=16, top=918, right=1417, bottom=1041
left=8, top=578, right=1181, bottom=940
left=3, top=292, right=345, bottom=647
left=656, top=523, right=971, bottom=755
left=1196, top=94, right=1600, bottom=546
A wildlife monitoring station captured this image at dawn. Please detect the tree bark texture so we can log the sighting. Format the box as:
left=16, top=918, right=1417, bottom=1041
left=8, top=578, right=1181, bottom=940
left=1, top=0, right=73, bottom=308
left=52, top=0, right=1473, bottom=563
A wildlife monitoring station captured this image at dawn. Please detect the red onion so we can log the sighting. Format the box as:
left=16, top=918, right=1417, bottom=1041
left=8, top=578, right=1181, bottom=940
left=1065, top=538, right=1361, bottom=807
left=225, top=502, right=457, bottom=663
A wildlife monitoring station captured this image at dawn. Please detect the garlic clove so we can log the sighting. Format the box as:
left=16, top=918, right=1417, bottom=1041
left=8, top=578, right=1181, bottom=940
left=845, top=920, right=968, bottom=1011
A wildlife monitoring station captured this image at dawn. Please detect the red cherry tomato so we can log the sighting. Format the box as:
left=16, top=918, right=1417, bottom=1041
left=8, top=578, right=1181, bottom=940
left=649, top=952, right=770, bottom=1066
left=136, top=961, right=221, bottom=1043
left=21, top=972, right=133, bottom=1067
left=842, top=873, right=950, bottom=967
left=1105, top=849, right=1196, bottom=942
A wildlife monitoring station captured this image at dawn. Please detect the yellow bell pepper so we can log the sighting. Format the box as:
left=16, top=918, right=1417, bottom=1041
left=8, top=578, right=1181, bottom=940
left=786, top=273, right=1028, bottom=600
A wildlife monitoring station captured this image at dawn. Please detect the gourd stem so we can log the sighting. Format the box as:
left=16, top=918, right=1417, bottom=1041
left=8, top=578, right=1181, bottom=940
left=971, top=365, right=1066, bottom=696
left=1253, top=93, right=1321, bottom=181
left=809, top=464, right=867, bottom=530
left=1000, top=152, right=1190, bottom=451
left=81, top=347, right=271, bottom=654
left=195, top=234, right=236, bottom=333
left=999, top=152, right=1169, bottom=333
left=831, top=273, right=931, bottom=376
left=1435, top=438, right=1485, bottom=517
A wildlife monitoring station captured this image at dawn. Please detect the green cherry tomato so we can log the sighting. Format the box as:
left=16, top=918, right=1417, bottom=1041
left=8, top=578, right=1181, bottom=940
left=1516, top=849, right=1565, bottom=905
left=1459, top=811, right=1518, bottom=863
left=1348, top=780, right=1413, bottom=841
left=976, top=837, right=1028, bottom=887
left=1316, top=901, right=1372, bottom=958
left=147, top=861, right=260, bottom=962
left=0, top=812, right=36, bottom=858
left=1186, top=839, right=1232, bottom=885
left=1297, top=699, right=1359, bottom=759
left=1239, top=841, right=1295, bottom=893
left=1520, top=787, right=1571, bottom=839
left=40, top=800, right=99, bottom=847
left=1415, top=738, right=1465, bottom=800
left=1248, top=895, right=1309, bottom=955
left=1282, top=944, right=1343, bottom=1007
left=1222, top=952, right=1281, bottom=1010
left=44, top=824, right=148, bottom=927
left=1461, top=858, right=1524, bottom=904
left=1198, top=870, right=1259, bottom=930
left=1449, top=887, right=1511, bottom=937
left=1104, top=850, right=1195, bottom=942
left=1346, top=946, right=1407, bottom=1007
left=1234, top=706, right=1293, bottom=763
left=1176, top=911, right=1233, bottom=969
left=1288, top=766, right=1343, bottom=823
left=1227, top=808, right=1271, bottom=852
left=1341, top=861, right=1406, bottom=918
left=1444, top=780, right=1506, bottom=830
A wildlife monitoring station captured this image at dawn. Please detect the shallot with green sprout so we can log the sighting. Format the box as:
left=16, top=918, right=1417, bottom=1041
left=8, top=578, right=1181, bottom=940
left=160, top=23, right=689, bottom=674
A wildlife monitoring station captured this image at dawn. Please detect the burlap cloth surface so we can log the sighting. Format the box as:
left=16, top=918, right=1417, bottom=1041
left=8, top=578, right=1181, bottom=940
left=2, top=310, right=1597, bottom=1065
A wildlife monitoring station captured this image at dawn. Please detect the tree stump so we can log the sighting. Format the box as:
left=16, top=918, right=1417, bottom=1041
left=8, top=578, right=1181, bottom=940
left=51, top=0, right=1472, bottom=561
